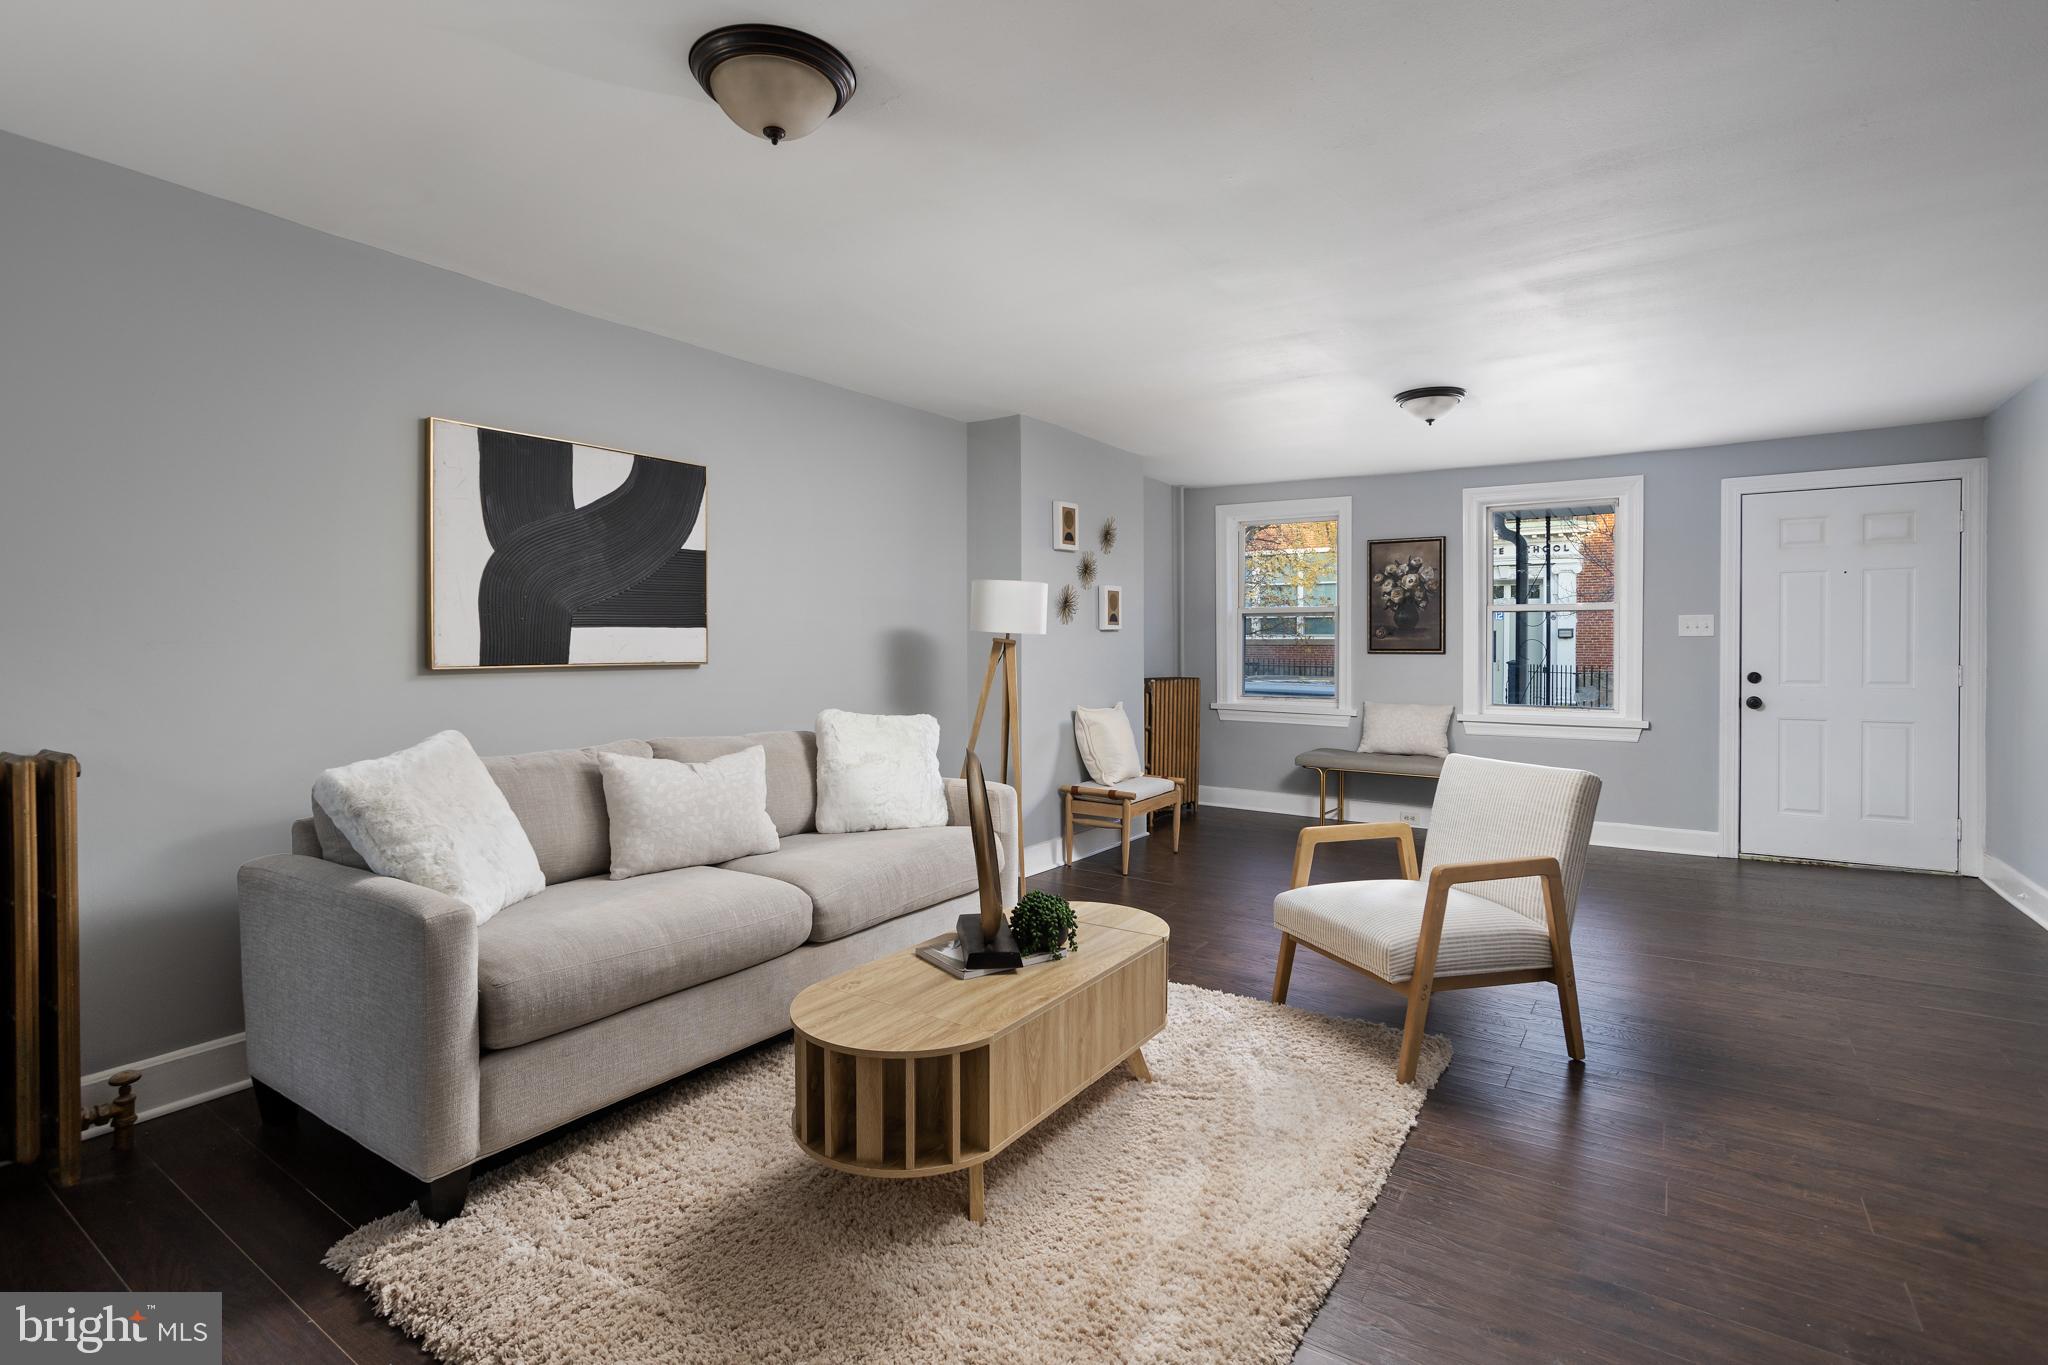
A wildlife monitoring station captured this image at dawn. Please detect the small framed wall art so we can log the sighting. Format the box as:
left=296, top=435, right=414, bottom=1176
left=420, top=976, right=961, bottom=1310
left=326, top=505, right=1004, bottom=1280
left=428, top=417, right=708, bottom=669
left=1366, top=535, right=1445, bottom=654
left=1099, top=585, right=1123, bottom=631
left=1053, top=500, right=1080, bottom=550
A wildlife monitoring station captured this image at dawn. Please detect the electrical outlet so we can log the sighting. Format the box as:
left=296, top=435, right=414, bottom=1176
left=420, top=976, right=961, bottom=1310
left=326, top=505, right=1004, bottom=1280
left=1677, top=614, right=1715, bottom=637
left=1397, top=810, right=1422, bottom=825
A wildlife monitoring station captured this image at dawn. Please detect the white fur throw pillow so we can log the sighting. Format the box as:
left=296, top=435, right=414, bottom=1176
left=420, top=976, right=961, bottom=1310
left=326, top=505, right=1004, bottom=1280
left=814, top=709, right=948, bottom=833
left=312, top=730, right=544, bottom=923
left=599, top=748, right=779, bottom=879
left=1358, top=702, right=1455, bottom=758
left=1073, top=703, right=1144, bottom=785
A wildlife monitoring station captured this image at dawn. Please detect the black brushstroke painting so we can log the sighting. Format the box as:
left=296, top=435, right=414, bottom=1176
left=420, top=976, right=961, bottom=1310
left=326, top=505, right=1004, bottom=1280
left=472, top=428, right=705, bottom=666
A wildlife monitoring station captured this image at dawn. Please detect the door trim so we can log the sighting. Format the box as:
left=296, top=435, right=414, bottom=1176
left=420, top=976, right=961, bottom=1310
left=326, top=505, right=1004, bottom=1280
left=1716, top=458, right=1987, bottom=872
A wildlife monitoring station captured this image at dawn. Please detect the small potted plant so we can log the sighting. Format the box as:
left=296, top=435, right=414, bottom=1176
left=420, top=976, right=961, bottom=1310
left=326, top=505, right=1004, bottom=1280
left=1009, top=891, right=1080, bottom=960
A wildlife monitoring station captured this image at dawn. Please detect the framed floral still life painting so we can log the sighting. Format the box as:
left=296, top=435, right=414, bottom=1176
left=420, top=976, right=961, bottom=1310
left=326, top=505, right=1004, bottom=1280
left=1367, top=536, right=1445, bottom=654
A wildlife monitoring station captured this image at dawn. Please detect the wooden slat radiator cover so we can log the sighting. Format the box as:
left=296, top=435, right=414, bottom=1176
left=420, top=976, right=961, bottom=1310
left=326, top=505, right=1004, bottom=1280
left=1143, top=677, right=1201, bottom=809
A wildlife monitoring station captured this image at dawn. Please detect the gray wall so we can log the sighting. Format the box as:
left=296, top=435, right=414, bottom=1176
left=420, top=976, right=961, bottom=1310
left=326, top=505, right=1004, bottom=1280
left=0, top=131, right=973, bottom=1073
left=1987, top=376, right=2048, bottom=887
left=1142, top=477, right=1181, bottom=677
left=965, top=418, right=1149, bottom=852
left=1181, top=420, right=1985, bottom=832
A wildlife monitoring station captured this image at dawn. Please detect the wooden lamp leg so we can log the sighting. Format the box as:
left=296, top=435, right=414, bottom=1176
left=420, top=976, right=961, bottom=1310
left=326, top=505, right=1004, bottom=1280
left=963, top=638, right=1005, bottom=778
left=1003, top=637, right=1022, bottom=797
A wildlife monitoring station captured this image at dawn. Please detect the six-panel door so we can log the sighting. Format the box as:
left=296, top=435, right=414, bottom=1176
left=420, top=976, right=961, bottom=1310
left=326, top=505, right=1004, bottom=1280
left=1738, top=480, right=1962, bottom=871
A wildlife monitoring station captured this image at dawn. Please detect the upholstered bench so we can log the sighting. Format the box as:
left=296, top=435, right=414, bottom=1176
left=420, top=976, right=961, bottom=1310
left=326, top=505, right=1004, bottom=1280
left=1293, top=748, right=1445, bottom=823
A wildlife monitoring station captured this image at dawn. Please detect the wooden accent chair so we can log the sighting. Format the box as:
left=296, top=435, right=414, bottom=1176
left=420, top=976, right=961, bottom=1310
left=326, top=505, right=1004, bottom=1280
left=1062, top=777, right=1183, bottom=875
left=1270, top=754, right=1601, bottom=1083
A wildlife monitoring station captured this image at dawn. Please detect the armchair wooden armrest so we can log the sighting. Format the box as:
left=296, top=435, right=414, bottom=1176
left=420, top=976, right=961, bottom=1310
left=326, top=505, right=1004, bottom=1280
left=1289, top=820, right=1419, bottom=888
left=1412, top=854, right=1569, bottom=986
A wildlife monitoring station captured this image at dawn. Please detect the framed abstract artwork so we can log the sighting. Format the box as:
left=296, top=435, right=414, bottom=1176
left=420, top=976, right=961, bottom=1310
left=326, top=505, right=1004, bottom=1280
left=428, top=418, right=707, bottom=669
left=1366, top=536, right=1445, bottom=654
left=1053, top=500, right=1080, bottom=550
left=1099, top=585, right=1123, bottom=631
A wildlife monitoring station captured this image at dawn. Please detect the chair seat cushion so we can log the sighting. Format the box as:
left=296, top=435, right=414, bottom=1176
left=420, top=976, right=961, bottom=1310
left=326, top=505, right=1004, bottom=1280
left=1075, top=774, right=1178, bottom=802
left=1273, top=878, right=1553, bottom=983
left=723, top=827, right=984, bottom=943
left=476, top=867, right=811, bottom=1049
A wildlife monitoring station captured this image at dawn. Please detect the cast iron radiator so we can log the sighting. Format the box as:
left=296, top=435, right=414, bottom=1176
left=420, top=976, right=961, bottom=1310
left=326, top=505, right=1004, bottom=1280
left=3, top=751, right=136, bottom=1185
left=1143, top=677, right=1201, bottom=810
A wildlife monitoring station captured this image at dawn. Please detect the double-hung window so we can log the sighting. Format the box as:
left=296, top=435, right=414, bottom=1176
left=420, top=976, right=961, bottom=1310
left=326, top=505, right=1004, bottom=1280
left=1458, top=476, right=1646, bottom=740
left=1213, top=496, right=1356, bottom=726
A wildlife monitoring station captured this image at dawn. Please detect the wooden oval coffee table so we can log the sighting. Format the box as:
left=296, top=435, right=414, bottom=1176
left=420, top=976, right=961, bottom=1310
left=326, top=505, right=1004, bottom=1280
left=790, top=901, right=1168, bottom=1222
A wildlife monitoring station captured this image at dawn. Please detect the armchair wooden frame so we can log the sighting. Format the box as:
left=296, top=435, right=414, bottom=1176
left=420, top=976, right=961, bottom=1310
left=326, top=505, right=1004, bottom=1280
left=1270, top=822, right=1585, bottom=1084
left=1061, top=778, right=1184, bottom=875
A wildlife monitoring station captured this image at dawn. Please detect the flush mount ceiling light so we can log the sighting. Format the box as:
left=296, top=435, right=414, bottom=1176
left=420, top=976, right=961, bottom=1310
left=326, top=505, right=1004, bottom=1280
left=689, top=24, right=856, bottom=146
left=1393, top=386, right=1467, bottom=426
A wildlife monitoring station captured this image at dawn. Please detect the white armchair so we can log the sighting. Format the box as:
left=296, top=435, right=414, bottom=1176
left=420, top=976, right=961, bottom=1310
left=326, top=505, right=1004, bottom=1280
left=1270, top=753, right=1601, bottom=1083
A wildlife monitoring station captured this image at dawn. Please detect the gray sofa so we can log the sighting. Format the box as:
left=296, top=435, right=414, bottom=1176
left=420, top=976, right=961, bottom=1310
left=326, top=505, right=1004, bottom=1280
left=237, top=730, right=1017, bottom=1219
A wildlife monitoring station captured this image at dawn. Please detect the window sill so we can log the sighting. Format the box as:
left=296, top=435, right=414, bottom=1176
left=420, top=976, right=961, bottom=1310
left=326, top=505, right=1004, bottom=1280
left=1212, top=701, right=1358, bottom=728
left=1457, top=712, right=1648, bottom=742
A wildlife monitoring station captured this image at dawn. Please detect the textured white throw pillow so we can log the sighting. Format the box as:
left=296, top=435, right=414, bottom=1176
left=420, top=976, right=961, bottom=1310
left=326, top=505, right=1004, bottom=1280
left=312, top=730, right=544, bottom=923
left=1073, top=703, right=1144, bottom=785
left=814, top=709, right=948, bottom=833
left=599, top=748, right=779, bottom=879
left=1358, top=702, right=1455, bottom=758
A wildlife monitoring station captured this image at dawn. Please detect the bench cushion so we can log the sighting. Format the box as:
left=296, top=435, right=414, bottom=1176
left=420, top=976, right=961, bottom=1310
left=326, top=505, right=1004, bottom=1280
left=476, top=866, right=811, bottom=1048
left=723, top=827, right=982, bottom=943
left=1274, top=878, right=1553, bottom=982
left=1294, top=748, right=1446, bottom=779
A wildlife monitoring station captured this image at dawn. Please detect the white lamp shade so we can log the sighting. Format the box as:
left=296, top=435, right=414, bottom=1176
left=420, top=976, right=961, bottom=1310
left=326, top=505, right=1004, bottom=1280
left=970, top=579, right=1048, bottom=635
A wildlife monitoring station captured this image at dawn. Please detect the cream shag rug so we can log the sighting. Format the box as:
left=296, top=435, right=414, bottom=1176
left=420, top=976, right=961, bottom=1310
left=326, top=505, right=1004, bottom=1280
left=328, top=983, right=1449, bottom=1364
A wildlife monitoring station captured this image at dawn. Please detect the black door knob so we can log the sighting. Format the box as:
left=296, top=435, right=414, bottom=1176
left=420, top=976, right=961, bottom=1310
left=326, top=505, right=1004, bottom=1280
left=1745, top=696, right=1764, bottom=710
left=1746, top=671, right=1761, bottom=684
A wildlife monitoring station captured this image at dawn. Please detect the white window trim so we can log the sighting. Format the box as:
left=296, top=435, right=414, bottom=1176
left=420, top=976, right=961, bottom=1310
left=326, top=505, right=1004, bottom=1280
left=1212, top=495, right=1357, bottom=727
left=1457, top=475, right=1647, bottom=742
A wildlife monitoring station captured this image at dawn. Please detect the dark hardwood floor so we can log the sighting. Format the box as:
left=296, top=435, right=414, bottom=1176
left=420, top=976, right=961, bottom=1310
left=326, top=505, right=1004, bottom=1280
left=6, top=808, right=2046, bottom=1363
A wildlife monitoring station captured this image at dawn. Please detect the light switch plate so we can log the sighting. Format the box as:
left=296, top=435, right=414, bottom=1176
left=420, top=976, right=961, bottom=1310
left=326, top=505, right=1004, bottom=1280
left=1677, top=614, right=1715, bottom=637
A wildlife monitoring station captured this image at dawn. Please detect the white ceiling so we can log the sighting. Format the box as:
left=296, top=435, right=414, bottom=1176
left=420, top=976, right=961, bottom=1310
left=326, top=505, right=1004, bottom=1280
left=4, top=1, right=2046, bottom=485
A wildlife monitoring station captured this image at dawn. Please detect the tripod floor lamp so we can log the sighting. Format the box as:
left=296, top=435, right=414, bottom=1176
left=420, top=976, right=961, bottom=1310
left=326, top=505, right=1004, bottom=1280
left=965, top=579, right=1048, bottom=796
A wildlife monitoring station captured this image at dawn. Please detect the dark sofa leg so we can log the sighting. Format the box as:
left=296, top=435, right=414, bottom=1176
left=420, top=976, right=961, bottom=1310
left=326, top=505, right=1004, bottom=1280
left=251, top=1079, right=298, bottom=1127
left=419, top=1168, right=471, bottom=1222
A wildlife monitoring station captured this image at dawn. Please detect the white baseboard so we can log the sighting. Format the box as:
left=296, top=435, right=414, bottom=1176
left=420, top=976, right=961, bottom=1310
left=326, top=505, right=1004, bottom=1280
left=1589, top=821, right=1723, bottom=857
left=1023, top=825, right=1146, bottom=878
left=1198, top=785, right=1719, bottom=858
left=1982, top=854, right=2048, bottom=933
left=81, top=1033, right=250, bottom=1137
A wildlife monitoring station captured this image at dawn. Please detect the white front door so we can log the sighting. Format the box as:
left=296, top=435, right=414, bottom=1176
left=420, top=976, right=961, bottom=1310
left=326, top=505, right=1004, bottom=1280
left=1739, top=480, right=1962, bottom=871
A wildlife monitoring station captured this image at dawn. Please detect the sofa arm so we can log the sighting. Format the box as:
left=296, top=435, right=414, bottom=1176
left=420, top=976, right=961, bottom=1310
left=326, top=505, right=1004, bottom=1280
left=947, top=777, right=1021, bottom=902
left=237, top=854, right=480, bottom=1180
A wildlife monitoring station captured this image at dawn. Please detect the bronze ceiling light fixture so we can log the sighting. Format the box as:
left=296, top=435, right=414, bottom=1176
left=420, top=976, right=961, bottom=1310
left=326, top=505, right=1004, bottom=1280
left=689, top=24, right=857, bottom=145
left=1394, top=386, right=1467, bottom=426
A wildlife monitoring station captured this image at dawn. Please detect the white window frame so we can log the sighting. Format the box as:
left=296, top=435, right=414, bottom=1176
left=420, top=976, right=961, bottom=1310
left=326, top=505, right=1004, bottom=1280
left=1212, top=495, right=1356, bottom=727
left=1458, top=475, right=1647, bottom=742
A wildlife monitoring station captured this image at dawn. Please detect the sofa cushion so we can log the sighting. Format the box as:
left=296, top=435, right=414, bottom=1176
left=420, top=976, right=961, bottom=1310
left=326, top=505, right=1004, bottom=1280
left=483, top=739, right=653, bottom=884
left=475, top=866, right=811, bottom=1049
left=648, top=731, right=816, bottom=837
left=722, top=827, right=984, bottom=943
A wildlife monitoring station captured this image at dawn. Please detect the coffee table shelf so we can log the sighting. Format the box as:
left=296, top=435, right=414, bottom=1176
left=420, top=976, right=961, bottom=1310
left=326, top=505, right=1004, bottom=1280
left=790, top=901, right=1168, bottom=1221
